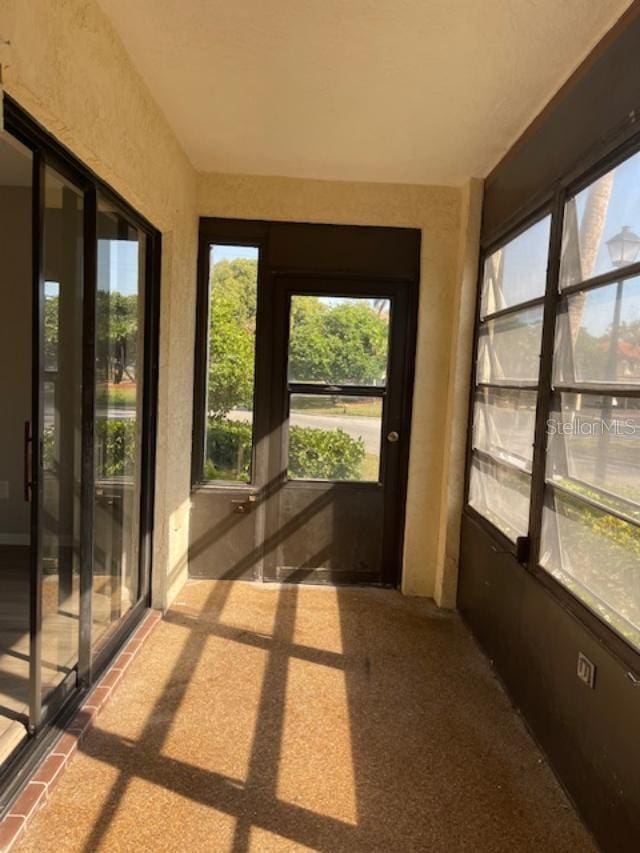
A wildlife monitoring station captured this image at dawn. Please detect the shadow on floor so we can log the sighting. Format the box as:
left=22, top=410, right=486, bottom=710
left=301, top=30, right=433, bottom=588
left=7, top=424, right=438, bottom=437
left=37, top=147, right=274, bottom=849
left=15, top=578, right=594, bottom=853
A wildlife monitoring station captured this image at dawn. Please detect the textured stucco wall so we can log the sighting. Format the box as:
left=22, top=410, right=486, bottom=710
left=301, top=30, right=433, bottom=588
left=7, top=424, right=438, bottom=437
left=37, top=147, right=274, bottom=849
left=198, top=173, right=476, bottom=599
left=434, top=179, right=483, bottom=607
left=0, top=0, right=199, bottom=609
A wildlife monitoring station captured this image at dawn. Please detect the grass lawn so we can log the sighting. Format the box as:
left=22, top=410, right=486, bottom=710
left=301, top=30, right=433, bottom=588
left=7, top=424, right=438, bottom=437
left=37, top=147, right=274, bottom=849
left=291, top=397, right=381, bottom=418
left=361, top=452, right=380, bottom=481
left=96, top=383, right=138, bottom=407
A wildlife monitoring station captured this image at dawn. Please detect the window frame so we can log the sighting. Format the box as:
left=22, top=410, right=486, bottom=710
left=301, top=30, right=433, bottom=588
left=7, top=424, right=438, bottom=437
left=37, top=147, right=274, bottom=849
left=191, top=220, right=269, bottom=488
left=465, top=203, right=553, bottom=551
left=196, top=240, right=261, bottom=486
left=465, top=129, right=640, bottom=670
left=284, top=290, right=391, bottom=485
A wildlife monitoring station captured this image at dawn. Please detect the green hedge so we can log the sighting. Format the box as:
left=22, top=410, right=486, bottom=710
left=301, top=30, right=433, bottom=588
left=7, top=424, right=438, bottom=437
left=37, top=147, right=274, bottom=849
left=43, top=418, right=136, bottom=478
left=205, top=417, right=365, bottom=481
left=97, top=418, right=136, bottom=477
left=45, top=416, right=365, bottom=482
left=205, top=419, right=253, bottom=480
left=289, top=423, right=364, bottom=480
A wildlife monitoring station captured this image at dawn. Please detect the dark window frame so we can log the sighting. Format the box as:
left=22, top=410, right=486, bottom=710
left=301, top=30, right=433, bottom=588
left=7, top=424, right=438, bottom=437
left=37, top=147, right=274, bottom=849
left=466, top=202, right=553, bottom=545
left=0, top=96, right=162, bottom=814
left=464, top=122, right=640, bottom=672
left=191, top=223, right=269, bottom=488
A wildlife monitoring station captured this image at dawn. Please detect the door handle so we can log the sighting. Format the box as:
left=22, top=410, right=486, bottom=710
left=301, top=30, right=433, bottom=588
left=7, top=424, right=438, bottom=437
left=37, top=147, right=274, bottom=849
left=231, top=494, right=257, bottom=514
left=23, top=420, right=32, bottom=502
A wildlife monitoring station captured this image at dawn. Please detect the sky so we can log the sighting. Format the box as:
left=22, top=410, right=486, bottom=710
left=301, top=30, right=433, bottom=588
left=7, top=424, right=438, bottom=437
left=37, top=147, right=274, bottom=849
left=210, top=244, right=258, bottom=264
left=485, top=152, right=640, bottom=337
left=97, top=239, right=141, bottom=296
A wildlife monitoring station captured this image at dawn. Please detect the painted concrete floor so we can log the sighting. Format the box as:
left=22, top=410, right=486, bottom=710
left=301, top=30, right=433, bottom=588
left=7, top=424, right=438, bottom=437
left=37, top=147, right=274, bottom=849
left=15, top=580, right=594, bottom=852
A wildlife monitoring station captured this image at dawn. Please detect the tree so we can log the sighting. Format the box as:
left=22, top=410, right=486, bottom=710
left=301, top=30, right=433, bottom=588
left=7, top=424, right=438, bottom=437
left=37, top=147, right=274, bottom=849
left=207, top=258, right=257, bottom=417
left=289, top=300, right=388, bottom=385
left=207, top=262, right=390, bottom=414
left=96, top=291, right=139, bottom=384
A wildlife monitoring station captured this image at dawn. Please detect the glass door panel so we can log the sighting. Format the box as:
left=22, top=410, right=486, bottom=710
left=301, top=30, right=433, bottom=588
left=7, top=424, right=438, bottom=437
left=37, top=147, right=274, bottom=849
left=0, top=131, right=33, bottom=758
left=92, top=198, right=145, bottom=650
left=264, top=283, right=409, bottom=585
left=40, top=166, right=84, bottom=701
left=288, top=295, right=390, bottom=385
left=288, top=394, right=383, bottom=482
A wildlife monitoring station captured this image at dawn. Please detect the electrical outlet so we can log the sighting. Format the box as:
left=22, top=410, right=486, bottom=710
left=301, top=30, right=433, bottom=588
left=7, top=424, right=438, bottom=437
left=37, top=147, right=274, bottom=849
left=577, top=652, right=596, bottom=689
left=0, top=480, right=8, bottom=499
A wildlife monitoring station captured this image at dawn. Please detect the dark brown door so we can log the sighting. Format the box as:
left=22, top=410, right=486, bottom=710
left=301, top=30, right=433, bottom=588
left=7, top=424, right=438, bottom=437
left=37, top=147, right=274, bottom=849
left=262, top=276, right=414, bottom=586
left=190, top=219, right=420, bottom=587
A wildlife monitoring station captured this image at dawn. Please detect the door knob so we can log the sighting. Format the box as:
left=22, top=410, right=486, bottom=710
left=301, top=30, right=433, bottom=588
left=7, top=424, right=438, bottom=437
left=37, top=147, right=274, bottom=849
left=387, top=431, right=400, bottom=443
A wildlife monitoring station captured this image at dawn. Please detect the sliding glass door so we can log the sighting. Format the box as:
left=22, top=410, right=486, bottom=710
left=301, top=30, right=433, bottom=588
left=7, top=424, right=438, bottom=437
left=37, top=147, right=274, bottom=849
left=39, top=166, right=84, bottom=704
left=93, top=199, right=146, bottom=650
left=0, top=99, right=159, bottom=790
left=0, top=130, right=34, bottom=765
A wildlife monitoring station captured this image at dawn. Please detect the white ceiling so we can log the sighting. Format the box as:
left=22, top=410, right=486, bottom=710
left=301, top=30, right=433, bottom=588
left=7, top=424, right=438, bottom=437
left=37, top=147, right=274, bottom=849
left=97, top=0, right=632, bottom=186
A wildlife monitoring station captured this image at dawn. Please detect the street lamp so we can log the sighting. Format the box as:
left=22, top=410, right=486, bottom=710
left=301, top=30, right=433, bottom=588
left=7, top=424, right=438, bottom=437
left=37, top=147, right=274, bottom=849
left=606, top=225, right=640, bottom=268
left=594, top=226, right=640, bottom=483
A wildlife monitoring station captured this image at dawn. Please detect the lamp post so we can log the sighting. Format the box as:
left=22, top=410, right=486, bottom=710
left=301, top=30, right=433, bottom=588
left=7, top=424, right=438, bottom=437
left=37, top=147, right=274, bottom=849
left=594, top=226, right=640, bottom=483
left=605, top=226, right=640, bottom=382
left=605, top=225, right=640, bottom=269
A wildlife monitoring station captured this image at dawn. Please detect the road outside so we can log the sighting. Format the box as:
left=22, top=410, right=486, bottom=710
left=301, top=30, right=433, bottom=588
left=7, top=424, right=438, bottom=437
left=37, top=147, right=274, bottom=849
left=227, top=408, right=381, bottom=454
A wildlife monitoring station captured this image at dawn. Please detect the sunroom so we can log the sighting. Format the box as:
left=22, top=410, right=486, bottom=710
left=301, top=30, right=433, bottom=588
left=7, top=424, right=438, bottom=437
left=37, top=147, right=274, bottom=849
left=0, top=1, right=638, bottom=851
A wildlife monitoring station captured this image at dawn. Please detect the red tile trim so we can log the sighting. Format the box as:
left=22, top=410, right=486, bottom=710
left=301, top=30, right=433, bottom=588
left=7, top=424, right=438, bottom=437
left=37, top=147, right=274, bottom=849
left=0, top=609, right=161, bottom=852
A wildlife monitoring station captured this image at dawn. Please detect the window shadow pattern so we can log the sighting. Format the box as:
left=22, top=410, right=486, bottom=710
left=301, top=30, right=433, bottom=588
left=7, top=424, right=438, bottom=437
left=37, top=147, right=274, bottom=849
left=18, top=495, right=593, bottom=853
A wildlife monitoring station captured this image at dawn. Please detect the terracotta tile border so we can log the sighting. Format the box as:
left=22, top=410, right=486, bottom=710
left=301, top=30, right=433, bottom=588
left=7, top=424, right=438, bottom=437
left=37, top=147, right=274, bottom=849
left=0, top=609, right=162, bottom=852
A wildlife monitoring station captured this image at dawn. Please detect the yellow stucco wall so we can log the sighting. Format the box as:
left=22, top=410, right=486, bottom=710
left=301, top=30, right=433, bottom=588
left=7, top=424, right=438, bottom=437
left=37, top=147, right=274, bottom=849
left=198, top=174, right=481, bottom=600
left=0, top=0, right=481, bottom=607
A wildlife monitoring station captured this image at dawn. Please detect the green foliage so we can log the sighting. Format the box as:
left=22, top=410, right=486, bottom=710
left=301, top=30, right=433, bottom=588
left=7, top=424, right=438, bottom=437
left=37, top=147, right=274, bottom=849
left=207, top=259, right=257, bottom=417
left=206, top=258, right=389, bottom=417
left=96, top=419, right=136, bottom=477
left=44, top=293, right=59, bottom=370
left=289, top=424, right=365, bottom=480
left=288, top=299, right=388, bottom=385
left=204, top=418, right=365, bottom=482
left=205, top=419, right=253, bottom=481
left=556, top=478, right=640, bottom=558
left=45, top=290, right=140, bottom=384
left=43, top=419, right=136, bottom=478
left=96, top=290, right=140, bottom=384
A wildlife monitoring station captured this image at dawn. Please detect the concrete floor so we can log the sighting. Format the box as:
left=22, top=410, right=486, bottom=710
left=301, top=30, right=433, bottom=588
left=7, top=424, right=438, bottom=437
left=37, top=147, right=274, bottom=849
left=16, top=580, right=594, bottom=852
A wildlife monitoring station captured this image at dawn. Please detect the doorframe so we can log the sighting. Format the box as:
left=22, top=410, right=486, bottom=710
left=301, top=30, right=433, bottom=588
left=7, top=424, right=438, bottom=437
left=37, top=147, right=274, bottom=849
left=192, top=217, right=420, bottom=588
left=0, top=96, right=162, bottom=813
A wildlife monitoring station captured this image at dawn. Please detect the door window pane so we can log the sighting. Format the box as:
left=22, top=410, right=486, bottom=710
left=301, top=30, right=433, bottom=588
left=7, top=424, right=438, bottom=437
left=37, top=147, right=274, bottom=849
left=288, top=296, right=390, bottom=386
left=480, top=216, right=550, bottom=317
left=476, top=305, right=544, bottom=385
left=554, top=276, right=640, bottom=385
left=0, top=132, right=32, bottom=745
left=472, top=387, right=537, bottom=472
left=560, top=150, right=640, bottom=288
left=540, top=490, right=640, bottom=650
left=288, top=395, right=382, bottom=482
left=469, top=454, right=531, bottom=541
left=93, top=199, right=145, bottom=649
left=41, top=167, right=83, bottom=698
left=547, top=393, right=640, bottom=508
left=205, top=245, right=258, bottom=482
